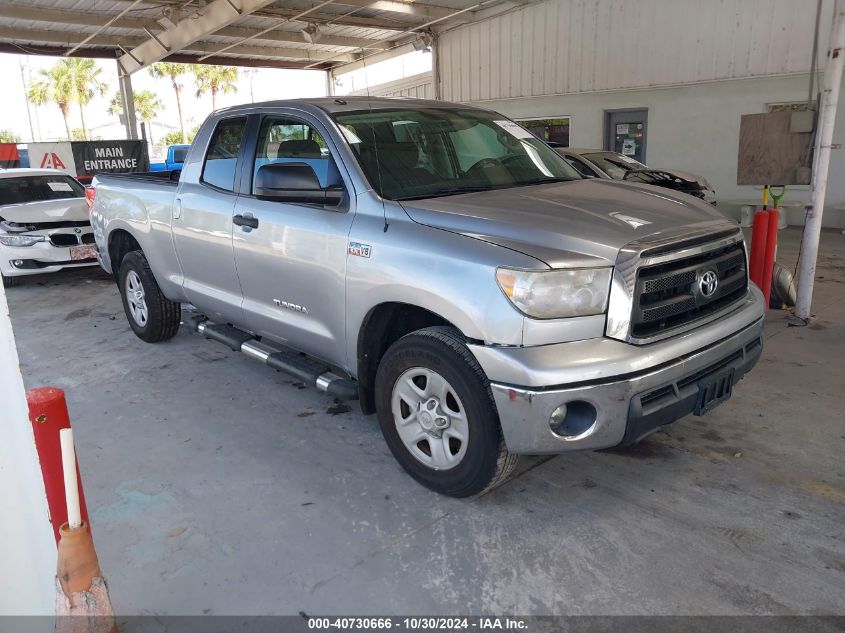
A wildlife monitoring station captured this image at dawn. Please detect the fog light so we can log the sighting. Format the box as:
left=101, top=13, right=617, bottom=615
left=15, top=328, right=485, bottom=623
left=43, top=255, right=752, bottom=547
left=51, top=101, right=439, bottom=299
left=13, top=260, right=23, bottom=267
left=549, top=405, right=568, bottom=433
left=549, top=400, right=598, bottom=439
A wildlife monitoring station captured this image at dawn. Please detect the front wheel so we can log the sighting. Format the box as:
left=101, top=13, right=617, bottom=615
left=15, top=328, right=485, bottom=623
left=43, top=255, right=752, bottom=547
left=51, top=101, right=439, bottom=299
left=375, top=326, right=519, bottom=497
left=118, top=250, right=181, bottom=343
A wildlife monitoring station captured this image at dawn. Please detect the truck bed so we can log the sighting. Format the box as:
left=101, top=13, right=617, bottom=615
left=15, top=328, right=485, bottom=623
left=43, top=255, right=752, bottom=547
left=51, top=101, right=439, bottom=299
left=96, top=170, right=181, bottom=185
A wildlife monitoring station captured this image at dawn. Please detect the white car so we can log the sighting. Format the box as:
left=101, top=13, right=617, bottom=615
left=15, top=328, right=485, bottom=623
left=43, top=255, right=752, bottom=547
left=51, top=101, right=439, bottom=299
left=0, top=169, right=98, bottom=287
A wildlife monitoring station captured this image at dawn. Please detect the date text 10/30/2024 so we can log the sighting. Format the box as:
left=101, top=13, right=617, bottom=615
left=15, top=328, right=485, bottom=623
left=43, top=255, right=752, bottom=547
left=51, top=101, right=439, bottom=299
left=307, top=617, right=528, bottom=630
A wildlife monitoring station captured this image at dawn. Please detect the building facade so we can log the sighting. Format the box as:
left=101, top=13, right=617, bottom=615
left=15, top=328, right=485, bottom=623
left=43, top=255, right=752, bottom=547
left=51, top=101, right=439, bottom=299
left=342, top=0, right=844, bottom=228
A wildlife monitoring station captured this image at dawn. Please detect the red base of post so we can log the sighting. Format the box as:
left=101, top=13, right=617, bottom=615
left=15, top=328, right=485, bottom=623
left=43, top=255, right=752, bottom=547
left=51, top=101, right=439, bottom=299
left=749, top=211, right=769, bottom=289
left=27, top=387, right=91, bottom=545
left=761, top=208, right=780, bottom=307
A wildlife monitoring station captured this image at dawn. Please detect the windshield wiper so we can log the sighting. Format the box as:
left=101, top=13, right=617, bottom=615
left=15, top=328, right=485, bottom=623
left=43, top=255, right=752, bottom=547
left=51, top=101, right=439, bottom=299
left=394, top=178, right=575, bottom=201
left=395, top=185, right=497, bottom=201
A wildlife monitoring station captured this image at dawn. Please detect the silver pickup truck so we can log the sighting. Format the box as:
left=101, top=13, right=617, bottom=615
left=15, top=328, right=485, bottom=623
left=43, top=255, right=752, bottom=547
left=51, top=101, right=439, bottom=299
left=91, top=97, right=764, bottom=497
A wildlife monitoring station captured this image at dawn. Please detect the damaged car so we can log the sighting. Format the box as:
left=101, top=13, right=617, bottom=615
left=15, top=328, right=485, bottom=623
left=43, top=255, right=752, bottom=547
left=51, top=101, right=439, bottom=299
left=553, top=147, right=716, bottom=201
left=0, top=169, right=98, bottom=287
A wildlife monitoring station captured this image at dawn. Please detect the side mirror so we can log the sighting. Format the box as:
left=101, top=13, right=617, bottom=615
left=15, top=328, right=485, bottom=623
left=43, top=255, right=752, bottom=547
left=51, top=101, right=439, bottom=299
left=255, top=162, right=343, bottom=206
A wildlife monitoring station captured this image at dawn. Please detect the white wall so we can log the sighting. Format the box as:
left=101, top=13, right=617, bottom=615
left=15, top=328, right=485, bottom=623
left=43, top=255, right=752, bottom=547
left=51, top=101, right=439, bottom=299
left=334, top=50, right=433, bottom=96
left=474, top=74, right=845, bottom=228
left=349, top=71, right=434, bottom=99
left=438, top=0, right=834, bottom=102
left=0, top=284, right=57, bottom=616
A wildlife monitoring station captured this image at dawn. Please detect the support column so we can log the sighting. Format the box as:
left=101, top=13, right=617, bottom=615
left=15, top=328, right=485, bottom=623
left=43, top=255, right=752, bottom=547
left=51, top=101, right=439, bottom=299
left=431, top=34, right=442, bottom=100
left=795, top=0, right=845, bottom=321
left=325, top=68, right=334, bottom=97
left=117, top=58, right=139, bottom=141
left=0, top=282, right=57, bottom=615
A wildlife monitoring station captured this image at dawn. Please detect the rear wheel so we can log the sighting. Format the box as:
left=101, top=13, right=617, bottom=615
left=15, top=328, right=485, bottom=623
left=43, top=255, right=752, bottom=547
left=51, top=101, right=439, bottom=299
left=375, top=326, right=518, bottom=497
left=118, top=250, right=181, bottom=343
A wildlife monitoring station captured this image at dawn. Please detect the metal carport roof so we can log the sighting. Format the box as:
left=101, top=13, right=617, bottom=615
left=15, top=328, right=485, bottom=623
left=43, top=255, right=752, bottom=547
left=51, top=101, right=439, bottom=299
left=0, top=0, right=527, bottom=72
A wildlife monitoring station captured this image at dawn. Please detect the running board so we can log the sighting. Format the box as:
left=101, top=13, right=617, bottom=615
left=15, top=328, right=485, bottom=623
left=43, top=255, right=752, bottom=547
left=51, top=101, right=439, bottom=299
left=187, top=315, right=358, bottom=400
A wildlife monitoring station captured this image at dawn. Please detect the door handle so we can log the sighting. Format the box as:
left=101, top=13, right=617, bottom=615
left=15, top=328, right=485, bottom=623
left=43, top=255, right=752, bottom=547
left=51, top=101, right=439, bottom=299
left=233, top=213, right=259, bottom=229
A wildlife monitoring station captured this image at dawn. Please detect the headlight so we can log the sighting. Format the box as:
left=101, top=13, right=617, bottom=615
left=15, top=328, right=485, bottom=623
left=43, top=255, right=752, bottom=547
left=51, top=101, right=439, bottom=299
left=496, top=267, right=612, bottom=318
left=0, top=234, right=46, bottom=247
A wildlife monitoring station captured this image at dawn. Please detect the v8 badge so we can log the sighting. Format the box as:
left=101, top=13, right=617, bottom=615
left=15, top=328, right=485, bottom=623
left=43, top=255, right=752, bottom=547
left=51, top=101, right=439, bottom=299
left=348, top=242, right=372, bottom=258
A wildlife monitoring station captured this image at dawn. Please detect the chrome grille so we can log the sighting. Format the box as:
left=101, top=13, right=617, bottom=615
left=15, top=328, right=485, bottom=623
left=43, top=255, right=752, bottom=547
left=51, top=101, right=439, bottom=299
left=631, top=242, right=747, bottom=338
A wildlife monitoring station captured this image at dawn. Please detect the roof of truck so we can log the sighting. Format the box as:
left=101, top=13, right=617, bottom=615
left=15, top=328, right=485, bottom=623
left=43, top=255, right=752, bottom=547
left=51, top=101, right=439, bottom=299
left=216, top=96, right=481, bottom=116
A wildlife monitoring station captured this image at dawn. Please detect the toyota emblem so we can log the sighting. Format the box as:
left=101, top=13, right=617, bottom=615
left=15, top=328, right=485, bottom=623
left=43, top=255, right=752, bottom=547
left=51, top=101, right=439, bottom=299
left=699, top=270, right=718, bottom=297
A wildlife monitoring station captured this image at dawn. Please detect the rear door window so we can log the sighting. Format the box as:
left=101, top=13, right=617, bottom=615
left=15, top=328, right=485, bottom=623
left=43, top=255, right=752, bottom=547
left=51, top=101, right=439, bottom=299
left=202, top=117, right=247, bottom=192
left=252, top=116, right=339, bottom=190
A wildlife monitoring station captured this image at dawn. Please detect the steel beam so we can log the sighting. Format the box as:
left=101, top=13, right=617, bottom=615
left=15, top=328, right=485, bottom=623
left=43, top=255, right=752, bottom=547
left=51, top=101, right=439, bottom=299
left=215, top=25, right=390, bottom=49
left=333, top=0, right=471, bottom=20
left=257, top=7, right=411, bottom=31
left=197, top=0, right=339, bottom=61
left=0, top=5, right=160, bottom=30
left=117, top=0, right=277, bottom=74
left=0, top=42, right=323, bottom=69
left=0, top=27, right=354, bottom=63
left=0, top=5, right=389, bottom=50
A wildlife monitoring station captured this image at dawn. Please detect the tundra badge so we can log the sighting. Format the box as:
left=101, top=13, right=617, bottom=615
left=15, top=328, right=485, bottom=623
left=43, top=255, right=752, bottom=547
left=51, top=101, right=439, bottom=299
left=273, top=299, right=309, bottom=315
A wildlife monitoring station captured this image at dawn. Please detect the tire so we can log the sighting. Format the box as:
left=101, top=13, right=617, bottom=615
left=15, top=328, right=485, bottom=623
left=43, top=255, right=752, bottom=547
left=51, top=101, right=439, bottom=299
left=118, top=250, right=181, bottom=343
left=374, top=326, right=519, bottom=497
left=2, top=274, right=23, bottom=287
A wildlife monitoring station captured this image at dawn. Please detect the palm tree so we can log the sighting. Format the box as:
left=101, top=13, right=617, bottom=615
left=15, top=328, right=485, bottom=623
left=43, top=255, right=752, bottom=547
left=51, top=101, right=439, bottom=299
left=63, top=58, right=106, bottom=140
left=191, top=65, right=238, bottom=111
left=108, top=90, right=163, bottom=121
left=28, top=67, right=75, bottom=140
left=149, top=62, right=189, bottom=143
left=0, top=130, right=20, bottom=143
left=109, top=90, right=163, bottom=142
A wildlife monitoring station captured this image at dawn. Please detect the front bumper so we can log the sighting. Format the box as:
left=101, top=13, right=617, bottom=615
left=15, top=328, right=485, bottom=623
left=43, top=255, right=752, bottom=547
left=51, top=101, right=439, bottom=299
left=472, top=287, right=765, bottom=454
left=1, top=239, right=98, bottom=277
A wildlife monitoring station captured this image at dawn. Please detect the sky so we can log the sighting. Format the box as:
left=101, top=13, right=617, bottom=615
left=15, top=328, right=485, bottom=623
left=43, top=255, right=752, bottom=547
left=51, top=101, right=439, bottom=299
left=2, top=53, right=329, bottom=145
left=2, top=49, right=433, bottom=148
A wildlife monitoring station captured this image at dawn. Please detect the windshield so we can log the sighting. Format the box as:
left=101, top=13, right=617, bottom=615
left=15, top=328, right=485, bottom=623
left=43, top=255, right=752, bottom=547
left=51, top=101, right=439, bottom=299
left=582, top=152, right=647, bottom=180
left=332, top=108, right=580, bottom=200
left=0, top=175, right=85, bottom=206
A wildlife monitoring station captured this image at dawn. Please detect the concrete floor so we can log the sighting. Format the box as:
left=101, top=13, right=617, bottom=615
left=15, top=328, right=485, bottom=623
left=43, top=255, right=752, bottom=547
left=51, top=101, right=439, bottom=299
left=6, top=227, right=845, bottom=616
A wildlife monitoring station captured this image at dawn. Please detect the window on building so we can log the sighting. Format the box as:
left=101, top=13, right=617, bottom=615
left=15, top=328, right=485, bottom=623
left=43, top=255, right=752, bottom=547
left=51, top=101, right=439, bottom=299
left=517, top=117, right=571, bottom=147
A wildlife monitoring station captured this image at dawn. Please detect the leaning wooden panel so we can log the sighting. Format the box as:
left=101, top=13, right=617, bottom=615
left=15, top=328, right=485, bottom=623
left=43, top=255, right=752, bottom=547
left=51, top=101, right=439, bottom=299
left=737, top=111, right=812, bottom=186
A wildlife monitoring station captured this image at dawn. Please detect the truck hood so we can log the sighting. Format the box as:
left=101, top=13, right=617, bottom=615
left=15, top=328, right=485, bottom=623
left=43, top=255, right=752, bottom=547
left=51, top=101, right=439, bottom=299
left=399, top=178, right=733, bottom=267
left=0, top=198, right=89, bottom=224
